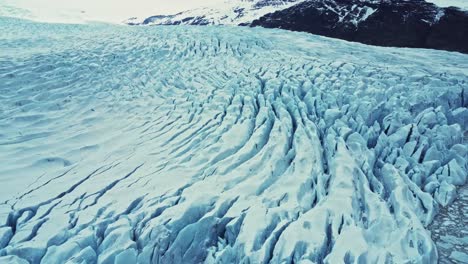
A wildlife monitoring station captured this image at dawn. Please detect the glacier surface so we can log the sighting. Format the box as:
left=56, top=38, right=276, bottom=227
left=0, top=17, right=467, bottom=264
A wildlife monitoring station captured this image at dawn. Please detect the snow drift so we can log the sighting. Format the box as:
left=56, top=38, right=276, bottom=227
left=0, top=17, right=467, bottom=263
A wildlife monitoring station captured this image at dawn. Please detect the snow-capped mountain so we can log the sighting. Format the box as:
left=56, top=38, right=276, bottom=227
left=1, top=16, right=467, bottom=263
left=126, top=0, right=305, bottom=25
left=130, top=0, right=468, bottom=53
left=251, top=0, right=468, bottom=53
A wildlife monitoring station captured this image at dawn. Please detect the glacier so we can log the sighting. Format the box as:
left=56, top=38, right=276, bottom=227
left=0, top=17, right=467, bottom=264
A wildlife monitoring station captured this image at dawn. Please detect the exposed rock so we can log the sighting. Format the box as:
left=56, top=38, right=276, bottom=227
left=251, top=0, right=468, bottom=53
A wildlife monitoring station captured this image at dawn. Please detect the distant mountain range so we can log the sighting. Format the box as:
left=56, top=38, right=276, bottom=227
left=125, top=0, right=305, bottom=26
left=127, top=0, right=468, bottom=53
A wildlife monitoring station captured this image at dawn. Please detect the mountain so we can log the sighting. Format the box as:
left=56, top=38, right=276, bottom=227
left=126, top=0, right=305, bottom=25
left=251, top=0, right=468, bottom=53
left=130, top=0, right=468, bottom=53
left=1, top=16, right=467, bottom=263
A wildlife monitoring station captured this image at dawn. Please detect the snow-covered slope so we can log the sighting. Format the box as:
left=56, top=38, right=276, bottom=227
left=127, top=0, right=468, bottom=54
left=126, top=0, right=304, bottom=25
left=251, top=0, right=468, bottom=53
left=0, top=17, right=467, bottom=263
left=426, top=0, right=468, bottom=10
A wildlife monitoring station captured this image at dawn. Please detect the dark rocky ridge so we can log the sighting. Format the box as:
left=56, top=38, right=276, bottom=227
left=250, top=0, right=468, bottom=53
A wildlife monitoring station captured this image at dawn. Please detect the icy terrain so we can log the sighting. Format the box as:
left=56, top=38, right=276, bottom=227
left=0, top=17, right=467, bottom=263
left=426, top=0, right=468, bottom=10
left=430, top=185, right=468, bottom=263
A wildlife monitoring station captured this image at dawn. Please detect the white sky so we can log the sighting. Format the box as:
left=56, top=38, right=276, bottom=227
left=0, top=0, right=226, bottom=23
left=1, top=0, right=467, bottom=24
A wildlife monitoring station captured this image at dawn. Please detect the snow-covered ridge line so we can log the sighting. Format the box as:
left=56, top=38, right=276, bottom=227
left=251, top=0, right=468, bottom=53
left=126, top=0, right=305, bottom=25
left=128, top=0, right=468, bottom=54
left=0, top=17, right=467, bottom=263
left=426, top=0, right=468, bottom=10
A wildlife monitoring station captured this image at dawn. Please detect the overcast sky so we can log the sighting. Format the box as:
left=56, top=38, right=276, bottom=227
left=0, top=0, right=226, bottom=23
left=1, top=0, right=467, bottom=24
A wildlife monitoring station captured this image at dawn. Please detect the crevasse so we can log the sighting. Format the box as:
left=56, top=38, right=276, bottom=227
left=0, top=17, right=467, bottom=264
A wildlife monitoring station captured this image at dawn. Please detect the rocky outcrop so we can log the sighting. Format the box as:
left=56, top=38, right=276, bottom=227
left=251, top=0, right=468, bottom=53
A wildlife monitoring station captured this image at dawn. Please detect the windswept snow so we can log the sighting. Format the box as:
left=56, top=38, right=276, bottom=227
left=0, top=17, right=467, bottom=263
